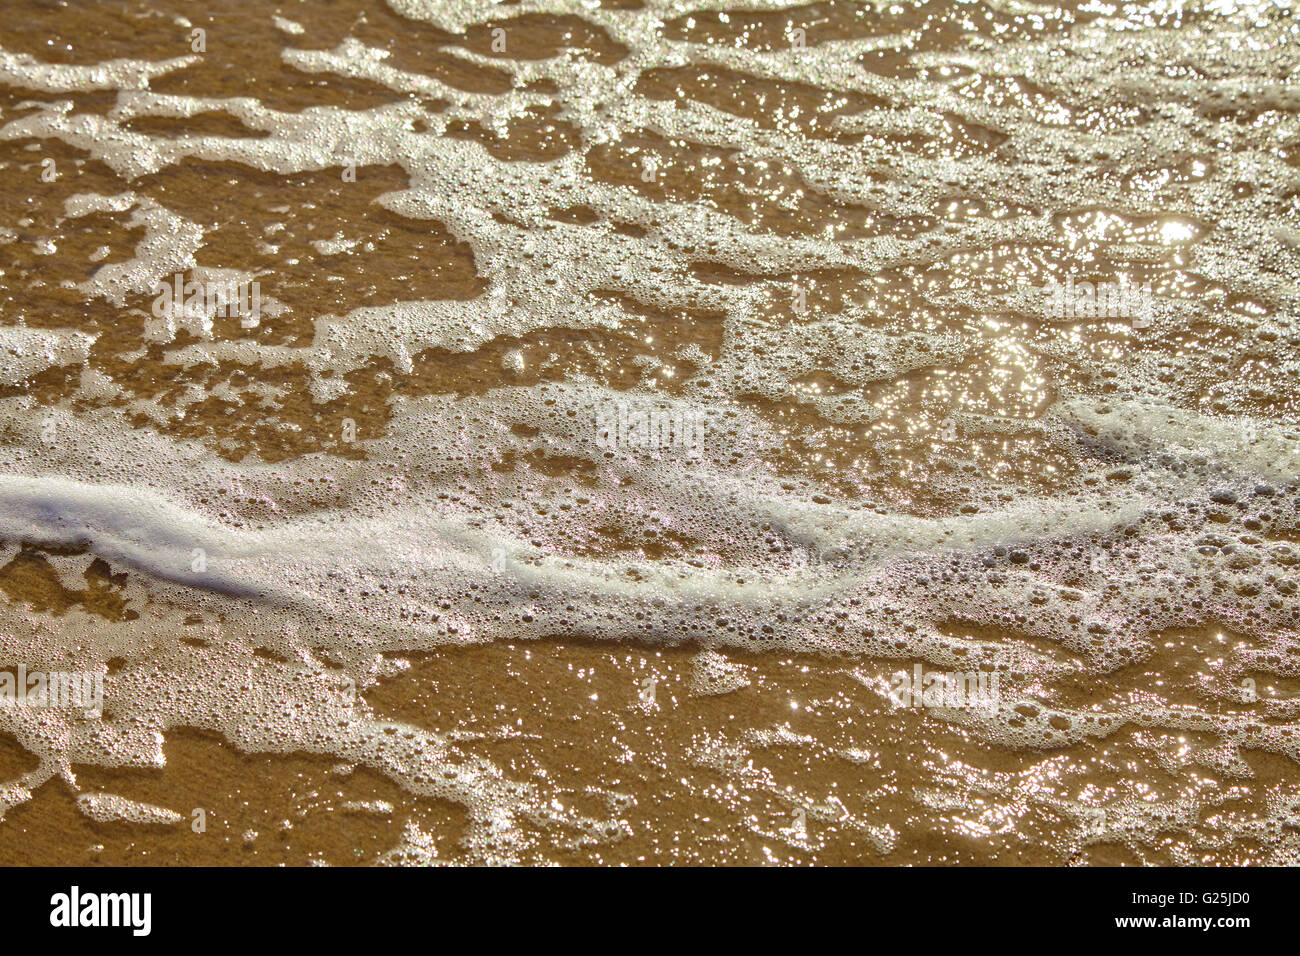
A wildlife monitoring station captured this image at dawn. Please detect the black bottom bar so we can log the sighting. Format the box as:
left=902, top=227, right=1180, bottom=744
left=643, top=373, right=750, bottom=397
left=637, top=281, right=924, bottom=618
left=0, top=865, right=1278, bottom=942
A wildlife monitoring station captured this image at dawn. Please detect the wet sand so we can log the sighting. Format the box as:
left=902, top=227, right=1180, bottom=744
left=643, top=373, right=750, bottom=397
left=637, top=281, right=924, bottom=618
left=0, top=0, right=1297, bottom=865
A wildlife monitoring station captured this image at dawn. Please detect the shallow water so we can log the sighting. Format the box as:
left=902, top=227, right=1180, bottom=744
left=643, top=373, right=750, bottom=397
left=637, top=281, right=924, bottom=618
left=0, top=0, right=1296, bottom=865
